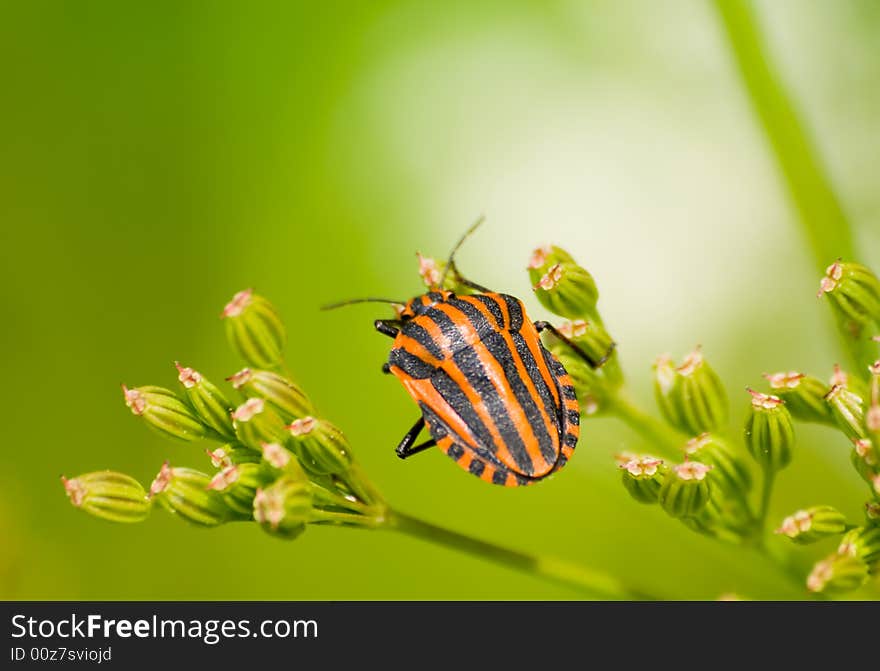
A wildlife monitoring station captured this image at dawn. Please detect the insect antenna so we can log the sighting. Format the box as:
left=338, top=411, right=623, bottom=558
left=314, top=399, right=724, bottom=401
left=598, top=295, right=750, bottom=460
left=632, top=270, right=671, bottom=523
left=320, top=297, right=405, bottom=311
left=438, top=214, right=486, bottom=287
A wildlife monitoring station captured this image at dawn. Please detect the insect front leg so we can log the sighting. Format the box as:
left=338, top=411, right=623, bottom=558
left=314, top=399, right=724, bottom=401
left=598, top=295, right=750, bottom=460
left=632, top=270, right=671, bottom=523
left=533, top=320, right=616, bottom=369
left=395, top=417, right=437, bottom=459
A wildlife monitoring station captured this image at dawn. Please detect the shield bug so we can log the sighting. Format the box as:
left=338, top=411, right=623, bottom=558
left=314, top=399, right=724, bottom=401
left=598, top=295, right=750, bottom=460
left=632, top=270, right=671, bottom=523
left=324, top=220, right=612, bottom=486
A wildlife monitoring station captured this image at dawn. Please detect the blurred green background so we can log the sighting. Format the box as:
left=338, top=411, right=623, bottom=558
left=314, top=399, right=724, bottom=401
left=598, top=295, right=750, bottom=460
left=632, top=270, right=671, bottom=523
left=2, top=0, right=879, bottom=600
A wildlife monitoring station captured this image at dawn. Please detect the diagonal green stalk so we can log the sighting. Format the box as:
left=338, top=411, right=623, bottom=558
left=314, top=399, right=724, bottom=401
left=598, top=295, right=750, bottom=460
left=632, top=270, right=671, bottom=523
left=713, top=0, right=872, bottom=370
left=384, top=509, right=656, bottom=599
left=610, top=390, right=687, bottom=458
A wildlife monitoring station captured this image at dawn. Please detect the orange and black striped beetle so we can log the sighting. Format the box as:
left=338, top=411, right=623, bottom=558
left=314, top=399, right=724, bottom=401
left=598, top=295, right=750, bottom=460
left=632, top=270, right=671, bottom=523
left=326, top=221, right=612, bottom=486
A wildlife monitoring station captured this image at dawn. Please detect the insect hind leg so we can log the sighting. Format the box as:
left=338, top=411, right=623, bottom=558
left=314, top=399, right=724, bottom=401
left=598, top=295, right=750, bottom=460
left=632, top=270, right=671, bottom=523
left=395, top=417, right=437, bottom=459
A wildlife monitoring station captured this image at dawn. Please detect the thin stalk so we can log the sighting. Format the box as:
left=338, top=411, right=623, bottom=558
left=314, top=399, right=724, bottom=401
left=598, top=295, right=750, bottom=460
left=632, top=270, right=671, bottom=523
left=757, top=470, right=776, bottom=540
left=385, top=509, right=655, bottom=599
left=713, top=0, right=872, bottom=369
left=610, top=391, right=686, bottom=457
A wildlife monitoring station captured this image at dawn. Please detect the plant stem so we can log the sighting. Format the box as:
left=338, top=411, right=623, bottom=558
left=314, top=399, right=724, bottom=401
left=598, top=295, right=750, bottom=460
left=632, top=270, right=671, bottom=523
left=756, top=470, right=776, bottom=541
left=385, top=509, right=655, bottom=599
left=610, top=390, right=686, bottom=457
left=713, top=0, right=872, bottom=370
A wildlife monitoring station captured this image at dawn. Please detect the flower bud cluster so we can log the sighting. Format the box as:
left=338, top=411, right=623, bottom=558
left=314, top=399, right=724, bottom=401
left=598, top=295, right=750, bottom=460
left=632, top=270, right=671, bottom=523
left=65, top=291, right=386, bottom=539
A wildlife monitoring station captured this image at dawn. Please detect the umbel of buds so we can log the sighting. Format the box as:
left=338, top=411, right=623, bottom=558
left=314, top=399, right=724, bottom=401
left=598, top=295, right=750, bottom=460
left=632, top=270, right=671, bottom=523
left=617, top=454, right=666, bottom=504
left=817, top=260, right=880, bottom=327
left=222, top=289, right=286, bottom=369
left=62, top=472, right=150, bottom=523
left=527, top=246, right=599, bottom=320
left=658, top=461, right=713, bottom=519
left=762, top=371, right=833, bottom=425
left=774, top=506, right=848, bottom=544
left=653, top=348, right=728, bottom=436
left=175, top=363, right=236, bottom=440
left=227, top=368, right=313, bottom=422
left=743, top=390, right=794, bottom=473
left=122, top=385, right=209, bottom=442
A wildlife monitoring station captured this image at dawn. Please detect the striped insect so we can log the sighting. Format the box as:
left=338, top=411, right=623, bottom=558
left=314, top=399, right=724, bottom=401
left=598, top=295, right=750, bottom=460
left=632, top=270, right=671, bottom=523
left=325, top=221, right=612, bottom=486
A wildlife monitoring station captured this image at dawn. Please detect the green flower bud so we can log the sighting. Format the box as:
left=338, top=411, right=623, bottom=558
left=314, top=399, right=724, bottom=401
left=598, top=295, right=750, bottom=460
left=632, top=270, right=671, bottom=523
left=825, top=383, right=866, bottom=441
left=253, top=475, right=313, bottom=540
left=175, top=363, right=235, bottom=440
left=227, top=368, right=313, bottom=422
left=207, top=462, right=273, bottom=518
left=658, top=461, right=713, bottom=519
left=616, top=454, right=666, bottom=504
left=829, top=363, right=869, bottom=403
left=221, top=288, right=286, bottom=369
left=653, top=348, right=728, bottom=435
left=286, top=416, right=352, bottom=475
left=762, top=371, right=833, bottom=425
left=122, top=385, right=208, bottom=442
left=527, top=246, right=596, bottom=319
left=807, top=553, right=869, bottom=594
left=205, top=444, right=262, bottom=469
left=259, top=441, right=295, bottom=471
left=866, top=501, right=880, bottom=525
left=865, top=372, right=880, bottom=458
left=817, top=260, right=880, bottom=326
left=851, top=439, right=879, bottom=487
left=838, top=526, right=880, bottom=568
left=684, top=433, right=752, bottom=495
left=148, top=462, right=231, bottom=527
left=744, top=390, right=794, bottom=472
left=61, top=472, right=150, bottom=523
left=550, top=346, right=607, bottom=417
left=774, top=506, right=847, bottom=544
left=527, top=245, right=575, bottom=275
left=531, top=262, right=599, bottom=320
left=231, top=397, right=286, bottom=451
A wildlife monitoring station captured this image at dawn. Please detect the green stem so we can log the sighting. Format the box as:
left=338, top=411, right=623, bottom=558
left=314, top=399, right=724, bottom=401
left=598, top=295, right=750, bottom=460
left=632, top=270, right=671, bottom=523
left=713, top=0, right=871, bottom=370
left=757, top=470, right=776, bottom=541
left=610, top=390, right=686, bottom=457
left=385, top=509, right=655, bottom=599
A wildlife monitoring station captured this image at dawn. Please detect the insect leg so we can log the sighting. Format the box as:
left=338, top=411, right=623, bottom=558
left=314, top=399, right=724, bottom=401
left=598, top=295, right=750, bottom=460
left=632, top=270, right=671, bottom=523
left=374, top=319, right=401, bottom=338
left=395, top=417, right=436, bottom=459
left=398, top=439, right=437, bottom=459
left=533, top=320, right=616, bottom=369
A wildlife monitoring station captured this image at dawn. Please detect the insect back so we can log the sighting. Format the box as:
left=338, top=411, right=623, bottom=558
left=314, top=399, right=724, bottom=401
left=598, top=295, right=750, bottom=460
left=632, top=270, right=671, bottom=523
left=324, top=220, right=609, bottom=487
